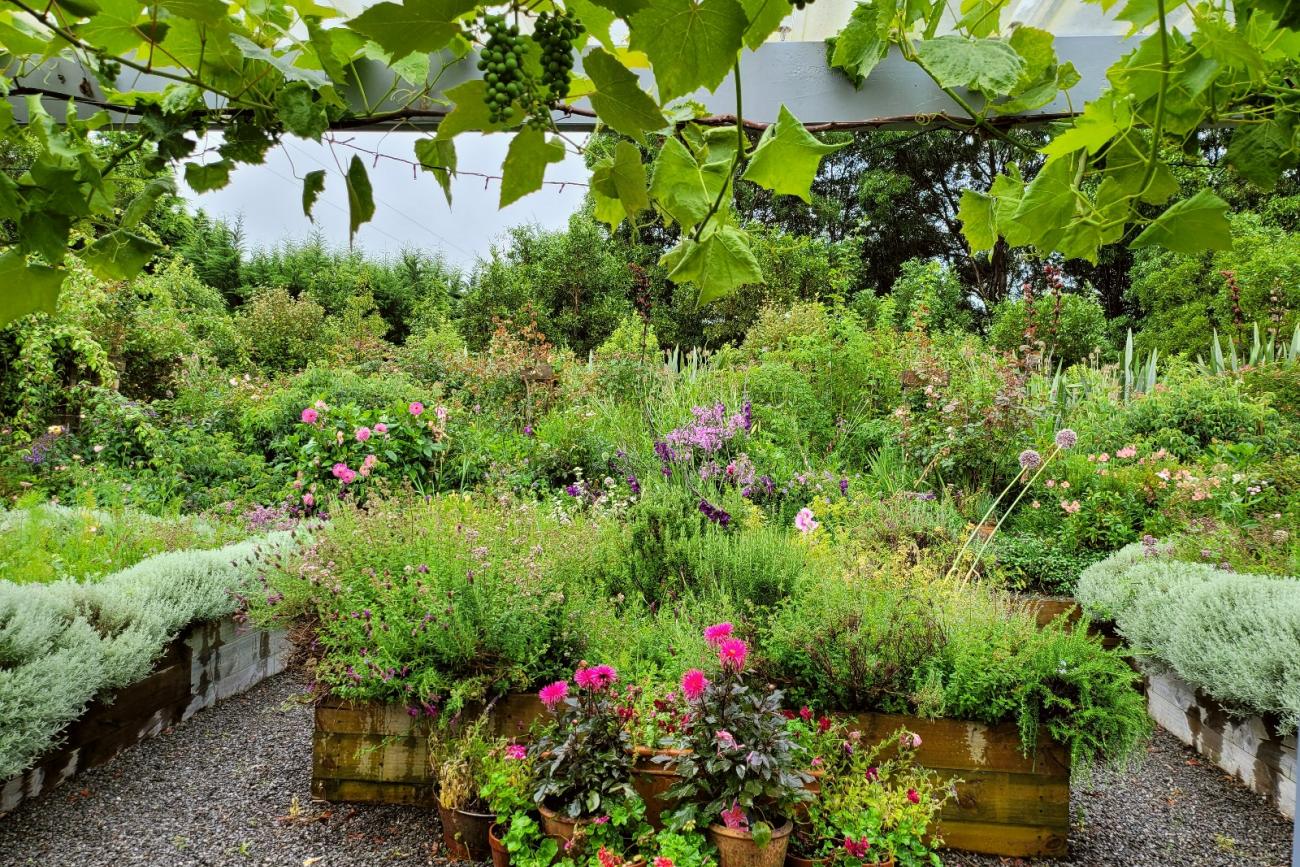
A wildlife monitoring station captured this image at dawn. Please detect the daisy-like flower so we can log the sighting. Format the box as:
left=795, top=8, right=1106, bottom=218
left=301, top=407, right=318, bottom=424
left=574, top=664, right=618, bottom=691
left=538, top=680, right=569, bottom=708
left=680, top=668, right=709, bottom=700
left=703, top=622, right=733, bottom=646
left=717, top=637, right=748, bottom=672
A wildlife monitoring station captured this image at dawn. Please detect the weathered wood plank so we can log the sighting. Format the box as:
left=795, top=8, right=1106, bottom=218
left=311, top=777, right=437, bottom=806
left=313, top=732, right=432, bottom=784
left=940, top=818, right=1069, bottom=858
left=847, top=711, right=1070, bottom=779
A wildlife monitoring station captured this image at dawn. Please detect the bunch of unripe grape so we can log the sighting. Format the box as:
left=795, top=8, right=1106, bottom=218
left=476, top=9, right=583, bottom=127
left=478, top=14, right=525, bottom=124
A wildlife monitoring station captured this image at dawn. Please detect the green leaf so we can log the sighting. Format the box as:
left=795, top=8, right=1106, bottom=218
left=592, top=140, right=649, bottom=216
left=1131, top=190, right=1232, bottom=255
left=276, top=81, right=329, bottom=140
left=827, top=1, right=887, bottom=87
left=82, top=230, right=160, bottom=281
left=1041, top=94, right=1130, bottom=159
left=649, top=136, right=711, bottom=228
left=739, top=0, right=791, bottom=50
left=1008, top=24, right=1055, bottom=81
left=914, top=35, right=1025, bottom=94
left=229, top=35, right=330, bottom=88
left=591, top=188, right=627, bottom=228
left=958, top=188, right=996, bottom=253
left=437, top=80, right=510, bottom=140
left=121, top=177, right=174, bottom=228
left=957, top=0, right=1007, bottom=37
left=1103, top=132, right=1179, bottom=205
left=346, top=0, right=476, bottom=59
left=499, top=129, right=566, bottom=207
left=345, top=155, right=375, bottom=242
left=77, top=0, right=149, bottom=55
left=742, top=105, right=846, bottom=202
left=664, top=225, right=763, bottom=304
left=302, top=169, right=326, bottom=221
left=184, top=160, right=231, bottom=192
left=1227, top=120, right=1295, bottom=191
left=568, top=0, right=618, bottom=51
left=629, top=0, right=748, bottom=103
left=160, top=0, right=229, bottom=25
left=414, top=137, right=456, bottom=205
left=0, top=250, right=62, bottom=327
left=1012, top=155, right=1077, bottom=251
left=584, top=48, right=669, bottom=144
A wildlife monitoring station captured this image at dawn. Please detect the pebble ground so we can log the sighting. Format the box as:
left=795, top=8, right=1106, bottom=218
left=0, top=672, right=1292, bottom=866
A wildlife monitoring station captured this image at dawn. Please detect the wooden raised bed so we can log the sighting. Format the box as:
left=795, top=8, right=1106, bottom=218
left=1015, top=593, right=1122, bottom=650
left=313, top=696, right=1070, bottom=858
left=1, top=618, right=290, bottom=817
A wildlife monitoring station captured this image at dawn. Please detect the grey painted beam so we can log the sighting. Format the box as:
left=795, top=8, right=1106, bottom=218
left=10, top=35, right=1130, bottom=129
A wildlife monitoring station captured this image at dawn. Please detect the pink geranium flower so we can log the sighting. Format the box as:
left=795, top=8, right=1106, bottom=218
left=409, top=401, right=424, bottom=416
left=574, top=664, right=617, bottom=691
left=300, top=407, right=318, bottom=424
left=506, top=744, right=527, bottom=760
left=538, top=680, right=569, bottom=708
left=718, top=638, right=748, bottom=672
left=703, top=622, right=733, bottom=646
left=680, top=669, right=709, bottom=700
left=653, top=858, right=675, bottom=867
left=907, top=788, right=920, bottom=804
left=355, top=426, right=372, bottom=442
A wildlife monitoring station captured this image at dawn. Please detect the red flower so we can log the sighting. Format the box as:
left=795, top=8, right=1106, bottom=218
left=799, top=706, right=812, bottom=721
left=907, top=788, right=920, bottom=804
left=817, top=716, right=831, bottom=733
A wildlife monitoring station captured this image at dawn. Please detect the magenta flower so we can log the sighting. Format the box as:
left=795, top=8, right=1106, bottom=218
left=574, top=664, right=617, bottom=691
left=680, top=669, right=709, bottom=700
left=593, top=815, right=609, bottom=825
left=300, top=407, right=319, bottom=424
left=717, top=637, right=748, bottom=672
left=720, top=802, right=748, bottom=831
left=409, top=401, right=424, bottom=416
left=538, top=680, right=569, bottom=708
left=865, top=766, right=879, bottom=783
left=653, top=858, right=675, bottom=867
left=302, top=493, right=314, bottom=507
left=374, top=422, right=388, bottom=435
left=331, top=462, right=349, bottom=479
left=843, top=836, right=871, bottom=859
left=355, top=426, right=372, bottom=442
left=506, top=744, right=528, bottom=760
left=703, top=622, right=733, bottom=647
left=794, top=507, right=818, bottom=534
left=907, top=788, right=920, bottom=804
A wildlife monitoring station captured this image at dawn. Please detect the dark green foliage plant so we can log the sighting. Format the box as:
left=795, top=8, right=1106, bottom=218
left=989, top=294, right=1109, bottom=368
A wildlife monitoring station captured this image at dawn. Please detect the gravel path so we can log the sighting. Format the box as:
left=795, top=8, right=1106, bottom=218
left=0, top=671, right=1292, bottom=866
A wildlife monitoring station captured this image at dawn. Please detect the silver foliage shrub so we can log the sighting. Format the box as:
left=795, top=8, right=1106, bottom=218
left=0, top=532, right=296, bottom=780
left=1078, top=544, right=1300, bottom=725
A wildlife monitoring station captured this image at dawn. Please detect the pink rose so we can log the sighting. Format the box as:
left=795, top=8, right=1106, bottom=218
left=301, top=408, right=318, bottom=424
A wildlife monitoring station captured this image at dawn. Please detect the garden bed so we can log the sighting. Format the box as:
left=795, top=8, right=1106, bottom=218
left=311, top=697, right=1070, bottom=858
left=0, top=617, right=290, bottom=817
left=1016, top=594, right=1123, bottom=650
left=1145, top=668, right=1296, bottom=819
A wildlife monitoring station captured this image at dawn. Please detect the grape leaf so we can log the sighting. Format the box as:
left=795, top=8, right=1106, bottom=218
left=346, top=0, right=476, bottom=59
left=584, top=48, right=669, bottom=144
left=302, top=169, right=326, bottom=220
left=230, top=35, right=330, bottom=88
left=414, top=137, right=456, bottom=205
left=82, top=229, right=161, bottom=281
left=827, top=1, right=887, bottom=87
left=957, top=0, right=1007, bottom=38
left=1012, top=156, right=1077, bottom=251
left=568, top=0, right=618, bottom=51
left=77, top=0, right=149, bottom=55
left=1041, top=94, right=1130, bottom=159
left=345, top=155, right=375, bottom=241
left=276, top=81, right=329, bottom=140
left=742, top=105, right=846, bottom=202
left=1131, top=189, right=1232, bottom=254
left=739, top=0, right=792, bottom=51
left=500, top=128, right=566, bottom=207
left=0, top=250, right=62, bottom=327
left=914, top=35, right=1025, bottom=94
left=1227, top=119, right=1295, bottom=191
left=592, top=140, right=649, bottom=216
left=958, top=189, right=997, bottom=253
left=592, top=188, right=627, bottom=228
left=184, top=160, right=231, bottom=192
left=629, top=0, right=748, bottom=103
left=663, top=225, right=763, bottom=305
left=649, top=136, right=712, bottom=228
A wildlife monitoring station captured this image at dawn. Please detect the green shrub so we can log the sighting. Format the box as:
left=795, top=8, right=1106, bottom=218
left=236, top=286, right=328, bottom=374
left=882, top=259, right=973, bottom=334
left=1121, top=368, right=1292, bottom=458
left=988, top=533, right=1107, bottom=595
left=988, top=293, right=1108, bottom=367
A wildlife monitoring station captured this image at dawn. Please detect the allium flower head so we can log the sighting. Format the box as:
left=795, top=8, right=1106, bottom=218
left=703, top=622, right=733, bottom=646
left=1018, top=449, right=1042, bottom=471
left=538, top=680, right=569, bottom=708
left=506, top=744, right=528, bottom=760
left=409, top=401, right=424, bottom=416
left=794, top=507, right=819, bottom=534
left=1054, top=428, right=1078, bottom=449
left=300, top=408, right=318, bottom=424
left=680, top=668, right=709, bottom=700
left=574, top=664, right=618, bottom=691
left=717, top=637, right=748, bottom=672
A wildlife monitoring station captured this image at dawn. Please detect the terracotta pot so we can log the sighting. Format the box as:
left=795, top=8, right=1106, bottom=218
left=438, top=802, right=494, bottom=861
left=631, top=747, right=690, bottom=829
left=708, top=819, right=793, bottom=867
left=488, top=823, right=510, bottom=867
left=538, top=802, right=594, bottom=843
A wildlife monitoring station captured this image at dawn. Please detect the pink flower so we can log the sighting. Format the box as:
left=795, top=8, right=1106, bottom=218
left=1045, top=479, right=1056, bottom=488
left=300, top=408, right=318, bottom=424
left=843, top=836, right=871, bottom=859
left=799, top=706, right=812, bottom=721
left=331, top=462, right=349, bottom=479
left=436, top=405, right=449, bottom=424
left=703, top=622, right=734, bottom=647
left=794, top=507, right=819, bottom=534
left=718, top=638, right=748, bottom=672
left=574, top=664, right=618, bottom=691
left=538, top=680, right=569, bottom=708
left=360, top=454, right=378, bottom=477
left=1097, top=452, right=1110, bottom=463
left=900, top=731, right=922, bottom=749
left=680, top=669, right=709, bottom=700
left=355, top=426, right=372, bottom=442
left=409, top=401, right=424, bottom=416
left=654, top=858, right=675, bottom=867
left=302, top=493, right=314, bottom=507
left=506, top=744, right=527, bottom=760
left=720, top=802, right=748, bottom=830
left=715, top=729, right=737, bottom=750
left=1060, top=499, right=1081, bottom=514
left=1117, top=445, right=1137, bottom=459
left=907, top=788, right=920, bottom=804
left=865, top=766, right=879, bottom=783
left=593, top=816, right=610, bottom=826
left=374, top=422, right=388, bottom=435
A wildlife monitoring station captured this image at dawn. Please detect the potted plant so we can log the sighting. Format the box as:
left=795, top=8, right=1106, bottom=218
left=658, top=623, right=812, bottom=867
left=787, top=728, right=951, bottom=867
left=432, top=716, right=497, bottom=861
left=480, top=742, right=537, bottom=867
left=625, top=680, right=694, bottom=828
left=530, top=662, right=649, bottom=854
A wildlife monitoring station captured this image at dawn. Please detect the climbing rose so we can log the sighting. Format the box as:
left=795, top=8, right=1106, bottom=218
left=538, top=680, right=569, bottom=708
left=409, top=401, right=424, bottom=416
left=1055, top=428, right=1078, bottom=449
left=300, top=408, right=318, bottom=424
left=680, top=669, right=709, bottom=700
left=355, top=426, right=371, bottom=442
left=794, top=507, right=818, bottom=534
left=718, top=638, right=748, bottom=672
left=703, top=622, right=733, bottom=646
left=1018, top=449, right=1042, bottom=471
left=506, top=744, right=527, bottom=760
left=574, top=664, right=618, bottom=691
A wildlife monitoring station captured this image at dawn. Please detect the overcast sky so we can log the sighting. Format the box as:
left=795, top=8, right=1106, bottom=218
left=181, top=131, right=588, bottom=270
